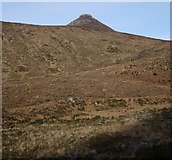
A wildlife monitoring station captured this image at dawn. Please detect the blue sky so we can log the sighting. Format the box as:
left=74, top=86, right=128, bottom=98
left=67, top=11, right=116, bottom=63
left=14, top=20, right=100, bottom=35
left=2, top=2, right=170, bottom=40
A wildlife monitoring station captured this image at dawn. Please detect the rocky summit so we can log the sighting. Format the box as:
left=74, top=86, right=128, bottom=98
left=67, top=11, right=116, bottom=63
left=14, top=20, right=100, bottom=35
left=68, top=14, right=114, bottom=32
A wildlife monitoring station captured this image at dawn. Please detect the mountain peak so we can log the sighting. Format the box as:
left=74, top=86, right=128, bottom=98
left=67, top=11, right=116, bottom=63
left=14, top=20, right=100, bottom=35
left=67, top=14, right=114, bottom=32
left=79, top=14, right=93, bottom=19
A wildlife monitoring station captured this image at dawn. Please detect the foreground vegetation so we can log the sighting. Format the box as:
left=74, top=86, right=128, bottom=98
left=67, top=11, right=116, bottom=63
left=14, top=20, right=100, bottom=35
left=3, top=97, right=172, bottom=159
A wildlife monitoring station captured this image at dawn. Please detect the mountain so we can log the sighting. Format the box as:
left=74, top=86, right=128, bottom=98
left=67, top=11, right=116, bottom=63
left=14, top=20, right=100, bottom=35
left=2, top=15, right=171, bottom=159
left=2, top=18, right=170, bottom=86
left=67, top=14, right=114, bottom=32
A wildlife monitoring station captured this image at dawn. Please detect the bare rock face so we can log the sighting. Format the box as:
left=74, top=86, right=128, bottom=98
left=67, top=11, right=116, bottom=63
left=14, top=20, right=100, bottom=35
left=68, top=14, right=114, bottom=32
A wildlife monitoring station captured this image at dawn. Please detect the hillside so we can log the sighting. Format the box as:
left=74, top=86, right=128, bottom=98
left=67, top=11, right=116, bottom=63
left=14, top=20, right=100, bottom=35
left=2, top=15, right=171, bottom=159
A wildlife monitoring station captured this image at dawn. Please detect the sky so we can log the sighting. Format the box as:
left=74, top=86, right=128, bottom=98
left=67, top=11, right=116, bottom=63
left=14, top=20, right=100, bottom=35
left=2, top=2, right=170, bottom=40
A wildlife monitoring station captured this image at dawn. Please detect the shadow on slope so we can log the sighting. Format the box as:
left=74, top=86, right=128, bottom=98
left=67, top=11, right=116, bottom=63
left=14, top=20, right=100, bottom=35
left=42, top=108, right=172, bottom=160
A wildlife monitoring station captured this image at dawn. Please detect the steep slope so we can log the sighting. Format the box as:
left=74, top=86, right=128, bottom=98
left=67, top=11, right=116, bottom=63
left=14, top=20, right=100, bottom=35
left=2, top=21, right=170, bottom=85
